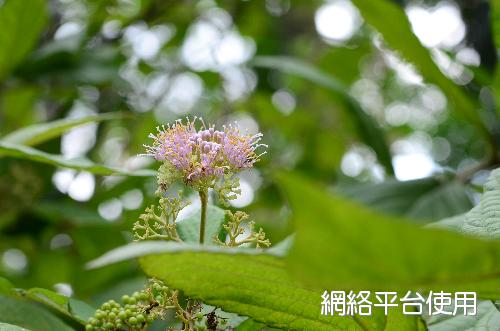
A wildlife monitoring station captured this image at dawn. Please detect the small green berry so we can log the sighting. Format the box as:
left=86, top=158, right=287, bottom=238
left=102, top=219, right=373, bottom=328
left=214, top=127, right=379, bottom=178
left=128, top=297, right=137, bottom=304
left=102, top=302, right=111, bottom=311
left=136, top=314, right=145, bottom=323
left=196, top=312, right=203, bottom=320
left=104, top=322, right=113, bottom=330
left=95, top=311, right=105, bottom=320
left=128, top=316, right=138, bottom=325
left=118, top=310, right=127, bottom=320
left=125, top=309, right=132, bottom=317
left=121, top=295, right=130, bottom=304
left=108, top=312, right=116, bottom=320
left=85, top=324, right=93, bottom=331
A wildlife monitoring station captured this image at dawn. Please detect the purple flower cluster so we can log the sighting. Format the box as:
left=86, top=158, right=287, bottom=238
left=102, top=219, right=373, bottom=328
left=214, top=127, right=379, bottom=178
left=145, top=118, right=266, bottom=183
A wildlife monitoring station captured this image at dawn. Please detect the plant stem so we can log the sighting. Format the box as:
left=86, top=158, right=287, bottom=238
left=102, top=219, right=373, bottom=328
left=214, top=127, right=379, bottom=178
left=199, top=189, right=208, bottom=244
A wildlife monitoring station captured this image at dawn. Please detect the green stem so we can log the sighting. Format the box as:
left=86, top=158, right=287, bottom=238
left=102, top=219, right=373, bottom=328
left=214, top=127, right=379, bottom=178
left=199, top=190, right=208, bottom=244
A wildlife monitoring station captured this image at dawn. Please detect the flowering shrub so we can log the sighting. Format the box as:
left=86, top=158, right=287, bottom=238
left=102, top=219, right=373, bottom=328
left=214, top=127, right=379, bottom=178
left=86, top=118, right=270, bottom=331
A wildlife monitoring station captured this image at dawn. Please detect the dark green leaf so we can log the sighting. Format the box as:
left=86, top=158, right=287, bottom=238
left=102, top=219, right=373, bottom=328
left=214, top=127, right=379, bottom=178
left=0, top=296, right=73, bottom=331
left=277, top=172, right=500, bottom=298
left=0, top=0, right=48, bottom=80
left=176, top=205, right=225, bottom=244
left=339, top=177, right=473, bottom=222
left=0, top=142, right=156, bottom=176
left=252, top=56, right=394, bottom=175
left=2, top=113, right=124, bottom=146
left=23, top=288, right=94, bottom=325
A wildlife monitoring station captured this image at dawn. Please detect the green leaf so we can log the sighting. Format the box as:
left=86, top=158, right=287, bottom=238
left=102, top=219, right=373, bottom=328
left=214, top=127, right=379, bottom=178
left=339, top=177, right=472, bottom=222
left=86, top=241, right=266, bottom=270
left=460, top=168, right=500, bottom=239
left=0, top=0, right=48, bottom=80
left=2, top=113, right=123, bottom=146
left=252, top=56, right=394, bottom=175
left=0, top=322, right=31, bottom=331
left=0, top=277, right=13, bottom=296
left=0, top=141, right=156, bottom=176
left=176, top=205, right=226, bottom=244
left=423, top=300, right=500, bottom=331
left=430, top=168, right=500, bottom=240
left=350, top=0, right=484, bottom=131
left=139, top=248, right=400, bottom=331
left=277, top=172, right=500, bottom=298
left=23, top=288, right=94, bottom=325
left=0, top=296, right=73, bottom=331
left=235, top=318, right=279, bottom=331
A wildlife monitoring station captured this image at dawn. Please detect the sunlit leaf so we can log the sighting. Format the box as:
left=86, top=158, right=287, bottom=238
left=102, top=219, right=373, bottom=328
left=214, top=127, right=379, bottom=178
left=139, top=247, right=420, bottom=330
left=86, top=241, right=264, bottom=270
left=0, top=322, right=31, bottom=331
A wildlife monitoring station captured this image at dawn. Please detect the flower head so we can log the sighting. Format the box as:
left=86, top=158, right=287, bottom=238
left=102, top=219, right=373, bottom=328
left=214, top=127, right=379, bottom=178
left=145, top=117, right=266, bottom=186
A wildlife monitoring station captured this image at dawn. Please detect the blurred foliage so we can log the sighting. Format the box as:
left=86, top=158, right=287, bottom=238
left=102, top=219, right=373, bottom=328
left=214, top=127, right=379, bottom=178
left=0, top=0, right=499, bottom=330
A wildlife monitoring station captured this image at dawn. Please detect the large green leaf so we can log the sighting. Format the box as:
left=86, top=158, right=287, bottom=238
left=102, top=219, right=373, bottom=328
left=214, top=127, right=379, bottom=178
left=350, top=0, right=485, bottom=132
left=86, top=241, right=267, bottom=270
left=0, top=0, right=48, bottom=80
left=277, top=172, right=500, bottom=298
left=252, top=56, right=394, bottom=175
left=1, top=113, right=123, bottom=146
left=0, top=296, right=73, bottom=331
left=339, top=177, right=472, bottom=222
left=138, top=247, right=420, bottom=331
left=0, top=141, right=155, bottom=176
left=176, top=205, right=226, bottom=244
